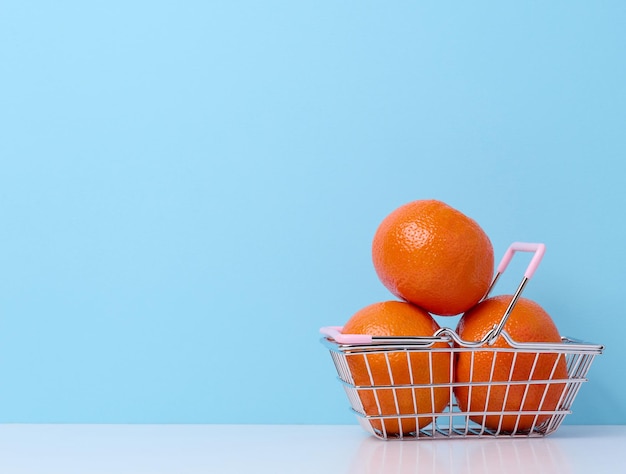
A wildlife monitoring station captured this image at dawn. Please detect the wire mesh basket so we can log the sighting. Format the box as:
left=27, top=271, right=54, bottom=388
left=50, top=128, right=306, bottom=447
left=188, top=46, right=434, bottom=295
left=320, top=243, right=604, bottom=440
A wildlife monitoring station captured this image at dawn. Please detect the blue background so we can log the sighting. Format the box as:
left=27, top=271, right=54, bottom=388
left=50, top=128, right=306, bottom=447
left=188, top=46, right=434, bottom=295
left=1, top=1, right=624, bottom=425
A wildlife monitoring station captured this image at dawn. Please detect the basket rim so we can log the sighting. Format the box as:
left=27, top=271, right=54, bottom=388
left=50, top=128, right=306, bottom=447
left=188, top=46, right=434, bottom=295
left=319, top=326, right=604, bottom=354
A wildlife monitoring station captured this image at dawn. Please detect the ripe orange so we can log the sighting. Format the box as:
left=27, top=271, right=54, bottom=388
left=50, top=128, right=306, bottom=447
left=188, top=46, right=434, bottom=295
left=454, top=295, right=568, bottom=433
left=372, top=199, right=494, bottom=316
left=342, top=301, right=452, bottom=436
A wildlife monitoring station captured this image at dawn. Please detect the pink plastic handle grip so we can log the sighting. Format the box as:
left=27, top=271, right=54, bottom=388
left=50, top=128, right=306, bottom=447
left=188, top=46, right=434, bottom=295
left=496, top=242, right=546, bottom=279
left=319, top=326, right=373, bottom=344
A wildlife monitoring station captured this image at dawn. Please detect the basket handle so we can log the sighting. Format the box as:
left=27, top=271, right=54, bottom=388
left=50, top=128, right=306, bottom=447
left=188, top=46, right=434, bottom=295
left=484, top=242, right=546, bottom=345
left=496, top=242, right=546, bottom=279
left=319, top=326, right=444, bottom=345
left=319, top=326, right=373, bottom=344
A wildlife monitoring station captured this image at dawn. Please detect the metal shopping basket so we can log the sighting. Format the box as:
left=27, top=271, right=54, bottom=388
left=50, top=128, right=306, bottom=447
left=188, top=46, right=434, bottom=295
left=320, top=243, right=604, bottom=440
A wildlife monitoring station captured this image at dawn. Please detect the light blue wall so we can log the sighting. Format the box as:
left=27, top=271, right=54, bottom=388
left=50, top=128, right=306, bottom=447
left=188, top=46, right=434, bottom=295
left=1, top=1, right=624, bottom=424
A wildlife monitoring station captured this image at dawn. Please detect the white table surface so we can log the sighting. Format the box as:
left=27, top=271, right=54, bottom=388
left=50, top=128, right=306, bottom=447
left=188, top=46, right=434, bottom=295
left=0, top=424, right=623, bottom=473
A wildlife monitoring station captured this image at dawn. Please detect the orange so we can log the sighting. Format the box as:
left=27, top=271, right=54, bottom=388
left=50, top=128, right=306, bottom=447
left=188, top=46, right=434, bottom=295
left=342, top=301, right=452, bottom=436
left=372, top=199, right=494, bottom=316
left=454, top=295, right=568, bottom=433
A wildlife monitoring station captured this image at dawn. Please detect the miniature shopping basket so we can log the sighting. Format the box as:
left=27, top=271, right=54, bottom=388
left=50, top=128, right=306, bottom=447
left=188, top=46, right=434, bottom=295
left=320, top=242, right=604, bottom=440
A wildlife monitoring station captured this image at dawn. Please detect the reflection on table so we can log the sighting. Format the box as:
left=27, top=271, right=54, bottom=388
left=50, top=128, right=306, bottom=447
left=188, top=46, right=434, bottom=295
left=348, top=433, right=573, bottom=474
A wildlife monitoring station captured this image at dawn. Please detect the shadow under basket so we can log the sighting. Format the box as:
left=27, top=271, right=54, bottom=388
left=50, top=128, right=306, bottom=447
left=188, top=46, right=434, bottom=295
left=320, top=328, right=603, bottom=440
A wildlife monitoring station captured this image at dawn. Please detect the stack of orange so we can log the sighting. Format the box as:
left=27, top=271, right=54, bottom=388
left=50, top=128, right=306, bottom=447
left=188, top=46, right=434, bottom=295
left=340, top=199, right=567, bottom=435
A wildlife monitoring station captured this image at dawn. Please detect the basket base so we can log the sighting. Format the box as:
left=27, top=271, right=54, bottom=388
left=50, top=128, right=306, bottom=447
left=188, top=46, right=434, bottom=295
left=354, top=408, right=565, bottom=440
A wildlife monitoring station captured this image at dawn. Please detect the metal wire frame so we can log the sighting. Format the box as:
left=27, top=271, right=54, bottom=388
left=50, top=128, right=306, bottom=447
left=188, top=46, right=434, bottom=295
left=322, top=334, right=603, bottom=440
